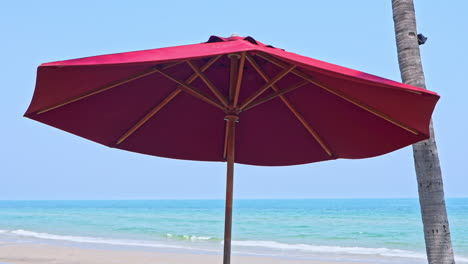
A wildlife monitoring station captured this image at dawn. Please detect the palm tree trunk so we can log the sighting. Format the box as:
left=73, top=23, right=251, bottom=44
left=391, top=1, right=455, bottom=263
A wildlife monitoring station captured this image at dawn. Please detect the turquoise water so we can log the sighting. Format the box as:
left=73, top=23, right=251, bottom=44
left=0, top=199, right=467, bottom=263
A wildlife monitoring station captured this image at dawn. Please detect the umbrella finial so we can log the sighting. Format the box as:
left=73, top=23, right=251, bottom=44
left=231, top=33, right=239, bottom=37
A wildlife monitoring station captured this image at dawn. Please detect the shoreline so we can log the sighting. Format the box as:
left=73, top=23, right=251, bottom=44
left=0, top=242, right=366, bottom=264
left=0, top=229, right=433, bottom=264
left=2, top=235, right=468, bottom=263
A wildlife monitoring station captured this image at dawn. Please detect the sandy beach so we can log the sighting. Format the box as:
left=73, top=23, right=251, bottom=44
left=0, top=242, right=367, bottom=264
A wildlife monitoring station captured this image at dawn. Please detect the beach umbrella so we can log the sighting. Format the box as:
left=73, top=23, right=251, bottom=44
left=24, top=35, right=439, bottom=264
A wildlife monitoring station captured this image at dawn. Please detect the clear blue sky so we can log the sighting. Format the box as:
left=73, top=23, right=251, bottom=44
left=1, top=1, right=466, bottom=199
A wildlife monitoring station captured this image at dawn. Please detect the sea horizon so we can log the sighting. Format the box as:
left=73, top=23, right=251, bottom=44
left=1, top=198, right=467, bottom=263
left=1, top=196, right=467, bottom=201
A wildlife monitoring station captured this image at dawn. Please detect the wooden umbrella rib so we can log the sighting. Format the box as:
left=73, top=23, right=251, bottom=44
left=187, top=55, right=223, bottom=83
left=242, top=80, right=308, bottom=111
left=187, top=61, right=228, bottom=107
left=156, top=69, right=225, bottom=111
left=255, top=53, right=420, bottom=135
left=280, top=98, right=333, bottom=156
left=255, top=52, right=423, bottom=95
left=295, top=71, right=420, bottom=135
left=233, top=52, right=246, bottom=108
left=37, top=69, right=158, bottom=114
left=116, top=56, right=222, bottom=145
left=245, top=54, right=333, bottom=156
left=238, top=64, right=296, bottom=110
left=116, top=89, right=181, bottom=145
left=245, top=54, right=267, bottom=81
left=36, top=62, right=181, bottom=115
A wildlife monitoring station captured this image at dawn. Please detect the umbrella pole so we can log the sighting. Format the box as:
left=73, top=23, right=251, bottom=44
left=223, top=114, right=238, bottom=264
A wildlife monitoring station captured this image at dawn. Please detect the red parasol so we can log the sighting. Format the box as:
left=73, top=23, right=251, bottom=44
left=25, top=35, right=439, bottom=264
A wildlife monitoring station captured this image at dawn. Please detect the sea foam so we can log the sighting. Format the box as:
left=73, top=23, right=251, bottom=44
left=231, top=240, right=468, bottom=262
left=9, top=229, right=185, bottom=249
left=165, top=233, right=212, bottom=241
left=232, top=240, right=425, bottom=258
left=3, top=229, right=468, bottom=263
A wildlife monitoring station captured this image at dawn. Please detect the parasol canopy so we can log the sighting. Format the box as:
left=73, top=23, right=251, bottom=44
left=25, top=35, right=439, bottom=264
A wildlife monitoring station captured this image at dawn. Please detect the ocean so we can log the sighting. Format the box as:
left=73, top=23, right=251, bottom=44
left=0, top=199, right=466, bottom=263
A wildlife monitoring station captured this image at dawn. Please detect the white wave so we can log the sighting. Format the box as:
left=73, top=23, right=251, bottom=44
left=2, top=230, right=467, bottom=262
left=189, top=235, right=212, bottom=241
left=231, top=240, right=427, bottom=259
left=9, top=229, right=185, bottom=249
left=231, top=241, right=468, bottom=262
left=165, top=233, right=212, bottom=241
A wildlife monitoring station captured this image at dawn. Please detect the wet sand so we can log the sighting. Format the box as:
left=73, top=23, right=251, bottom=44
left=0, top=242, right=364, bottom=264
